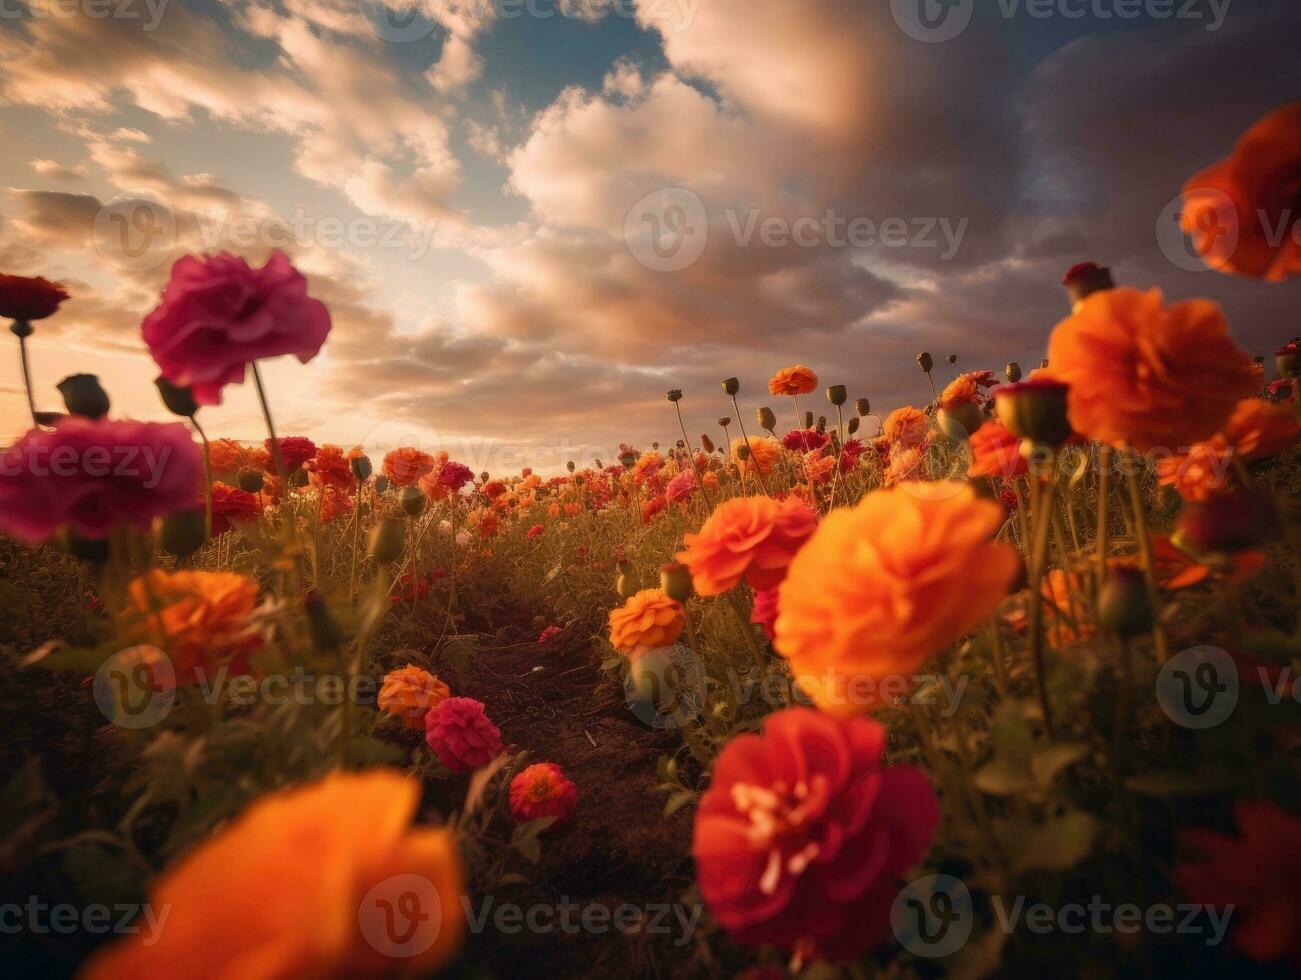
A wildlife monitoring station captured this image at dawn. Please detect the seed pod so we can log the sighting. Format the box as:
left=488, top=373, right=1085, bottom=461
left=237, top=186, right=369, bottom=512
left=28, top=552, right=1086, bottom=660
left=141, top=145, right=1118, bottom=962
left=855, top=397, right=871, bottom=417
left=1097, top=565, right=1155, bottom=638
left=305, top=590, right=343, bottom=652
left=916, top=352, right=934, bottom=373
left=721, top=377, right=740, bottom=396
left=936, top=404, right=983, bottom=442
left=757, top=407, right=777, bottom=433
left=718, top=416, right=732, bottom=428
left=815, top=415, right=827, bottom=434
left=946, top=354, right=958, bottom=366
left=994, top=379, right=1072, bottom=447
left=374, top=475, right=390, bottom=494
left=57, top=373, right=111, bottom=419
left=159, top=508, right=207, bottom=557
left=155, top=376, right=199, bottom=418
left=237, top=468, right=265, bottom=493
left=567, top=460, right=576, bottom=473
left=369, top=517, right=405, bottom=564
left=803, top=411, right=814, bottom=429
left=667, top=389, right=683, bottom=402
left=847, top=417, right=860, bottom=436
left=399, top=486, right=426, bottom=516
left=660, top=562, right=693, bottom=603
left=350, top=455, right=373, bottom=482
left=1005, top=362, right=1023, bottom=383
left=826, top=385, right=847, bottom=407
left=700, top=434, right=716, bottom=453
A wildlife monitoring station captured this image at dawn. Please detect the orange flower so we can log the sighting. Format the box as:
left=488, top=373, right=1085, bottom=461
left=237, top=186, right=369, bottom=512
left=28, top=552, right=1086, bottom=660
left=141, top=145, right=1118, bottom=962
left=631, top=451, right=666, bottom=486
left=968, top=421, right=1028, bottom=478
left=884, top=444, right=926, bottom=486
left=775, top=484, right=1019, bottom=716
left=804, top=451, right=837, bottom=485
left=1225, top=397, right=1301, bottom=461
left=1157, top=439, right=1233, bottom=503
left=608, top=588, right=686, bottom=660
left=208, top=438, right=249, bottom=474
left=1182, top=102, right=1301, bottom=281
left=383, top=447, right=436, bottom=487
left=305, top=444, right=354, bottom=490
left=83, top=770, right=464, bottom=979
left=125, top=570, right=262, bottom=683
left=418, top=469, right=450, bottom=502
left=319, top=485, right=354, bottom=523
left=1046, top=288, right=1257, bottom=452
left=1040, top=568, right=1094, bottom=647
left=379, top=664, right=452, bottom=730
left=677, top=495, right=818, bottom=595
left=768, top=364, right=819, bottom=396
left=880, top=406, right=930, bottom=451
left=730, top=436, right=782, bottom=477
left=939, top=373, right=989, bottom=409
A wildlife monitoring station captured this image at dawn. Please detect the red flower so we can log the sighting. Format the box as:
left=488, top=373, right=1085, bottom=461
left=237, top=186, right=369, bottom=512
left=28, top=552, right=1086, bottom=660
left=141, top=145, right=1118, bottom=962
left=209, top=482, right=261, bottom=535
left=265, top=436, right=316, bottom=472
left=750, top=586, right=780, bottom=641
left=693, top=708, right=939, bottom=961
left=968, top=420, right=1028, bottom=478
left=1178, top=800, right=1301, bottom=968
left=424, top=697, right=504, bottom=774
left=142, top=252, right=331, bottom=406
left=538, top=625, right=563, bottom=645
left=838, top=438, right=866, bottom=474
left=0, top=274, right=69, bottom=321
left=508, top=763, right=578, bottom=826
left=781, top=429, right=829, bottom=453
left=439, top=460, right=475, bottom=491
left=526, top=523, right=545, bottom=539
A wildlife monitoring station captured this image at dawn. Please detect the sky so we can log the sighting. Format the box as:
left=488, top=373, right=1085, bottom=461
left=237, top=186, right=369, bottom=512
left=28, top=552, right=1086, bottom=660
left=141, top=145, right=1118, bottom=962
left=0, top=0, right=1298, bottom=473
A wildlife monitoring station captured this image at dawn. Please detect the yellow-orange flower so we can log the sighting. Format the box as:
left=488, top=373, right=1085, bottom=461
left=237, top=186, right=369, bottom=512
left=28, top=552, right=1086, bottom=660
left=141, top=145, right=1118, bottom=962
left=83, top=770, right=464, bottom=980
left=608, top=588, right=686, bottom=660
left=383, top=447, right=436, bottom=487
left=775, top=484, right=1019, bottom=716
left=1182, top=102, right=1301, bottom=282
left=880, top=406, right=930, bottom=451
left=1046, top=288, right=1257, bottom=452
left=884, top=445, right=926, bottom=486
left=379, top=664, right=451, bottom=730
left=804, top=451, right=837, bottom=485
left=677, top=494, right=818, bottom=595
left=939, top=375, right=979, bottom=410
left=730, top=436, right=782, bottom=477
left=1225, top=397, right=1301, bottom=462
left=319, top=485, right=354, bottom=523
left=968, top=421, right=1028, bottom=479
left=208, top=438, right=249, bottom=474
left=768, top=365, right=819, bottom=397
left=125, top=570, right=262, bottom=683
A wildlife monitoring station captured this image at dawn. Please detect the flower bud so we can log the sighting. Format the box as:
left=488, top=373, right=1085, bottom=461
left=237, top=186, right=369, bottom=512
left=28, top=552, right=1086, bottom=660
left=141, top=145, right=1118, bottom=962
left=374, top=475, right=390, bottom=494
left=855, top=397, right=871, bottom=417
left=815, top=416, right=827, bottom=433
left=847, top=416, right=860, bottom=435
left=700, top=433, right=716, bottom=453
left=9, top=319, right=34, bottom=339
left=159, top=508, right=207, bottom=557
left=722, top=377, right=740, bottom=396
left=399, top=485, right=426, bottom=516
left=619, top=451, right=637, bottom=468
left=1097, top=565, right=1155, bottom=638
left=289, top=468, right=309, bottom=488
left=567, top=460, right=576, bottom=473
left=994, top=378, right=1072, bottom=447
left=1005, top=362, right=1022, bottom=383
left=1062, top=261, right=1114, bottom=308
left=1276, top=339, right=1300, bottom=379
left=155, top=376, right=199, bottom=418
left=826, top=384, right=847, bottom=407
left=660, top=562, right=694, bottom=602
left=369, top=517, right=405, bottom=564
left=667, top=388, right=683, bottom=402
left=57, top=373, right=110, bottom=419
left=735, top=443, right=752, bottom=461
left=305, top=590, right=343, bottom=653
left=937, top=403, right=983, bottom=442
left=237, top=468, right=265, bottom=493
left=718, top=416, right=732, bottom=428
left=616, top=561, right=638, bottom=599
left=480, top=471, right=489, bottom=483
left=757, top=407, right=776, bottom=433
left=652, top=442, right=659, bottom=450
left=803, top=411, right=814, bottom=429
left=946, top=354, right=958, bottom=366
left=1175, top=486, right=1279, bottom=556
left=916, top=352, right=934, bottom=373
left=350, top=455, right=373, bottom=481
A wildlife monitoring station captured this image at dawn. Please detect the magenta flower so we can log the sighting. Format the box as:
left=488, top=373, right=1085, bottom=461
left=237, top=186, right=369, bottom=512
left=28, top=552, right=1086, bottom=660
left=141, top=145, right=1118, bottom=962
left=425, top=697, right=504, bottom=774
left=782, top=428, right=829, bottom=453
left=142, top=251, right=331, bottom=406
left=265, top=436, right=317, bottom=472
left=665, top=468, right=696, bottom=504
left=438, top=460, right=474, bottom=491
left=0, top=418, right=203, bottom=544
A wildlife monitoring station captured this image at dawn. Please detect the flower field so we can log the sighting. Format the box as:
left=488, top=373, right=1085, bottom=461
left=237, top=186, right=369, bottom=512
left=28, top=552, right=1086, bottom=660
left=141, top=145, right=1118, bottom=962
left=2, top=102, right=1301, bottom=980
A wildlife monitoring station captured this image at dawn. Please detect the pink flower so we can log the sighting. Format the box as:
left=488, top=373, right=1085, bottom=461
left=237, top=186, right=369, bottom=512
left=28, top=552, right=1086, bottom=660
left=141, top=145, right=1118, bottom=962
left=438, top=460, right=475, bottom=491
left=265, top=436, right=316, bottom=472
left=142, top=251, right=331, bottom=406
left=509, top=763, right=578, bottom=826
left=665, top=468, right=696, bottom=504
left=424, top=697, right=504, bottom=774
left=0, top=418, right=203, bottom=544
left=538, top=625, right=563, bottom=645
left=527, top=523, right=546, bottom=539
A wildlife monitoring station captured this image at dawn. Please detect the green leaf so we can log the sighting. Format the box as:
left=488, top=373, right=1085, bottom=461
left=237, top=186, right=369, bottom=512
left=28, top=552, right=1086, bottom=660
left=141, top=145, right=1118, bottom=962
left=1030, top=742, right=1090, bottom=787
left=439, top=635, right=479, bottom=672
left=510, top=816, right=557, bottom=864
left=664, top=790, right=697, bottom=818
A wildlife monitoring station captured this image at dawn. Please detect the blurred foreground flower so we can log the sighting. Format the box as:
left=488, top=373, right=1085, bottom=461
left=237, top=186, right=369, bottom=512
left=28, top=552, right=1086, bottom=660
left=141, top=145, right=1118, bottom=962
left=82, top=770, right=464, bottom=979
left=125, top=570, right=263, bottom=683
left=142, top=251, right=332, bottom=406
left=775, top=484, right=1019, bottom=716
left=693, top=708, right=938, bottom=962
